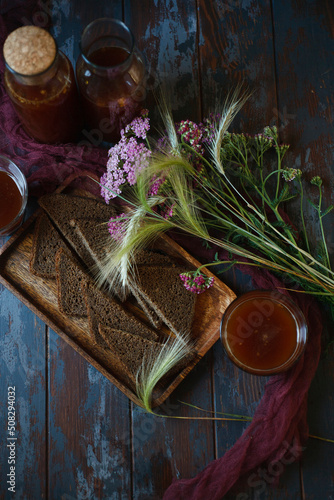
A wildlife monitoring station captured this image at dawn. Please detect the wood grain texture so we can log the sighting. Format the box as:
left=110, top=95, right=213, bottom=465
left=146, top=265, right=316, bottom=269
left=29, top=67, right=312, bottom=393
left=48, top=332, right=133, bottom=499
left=124, top=2, right=217, bottom=498
left=0, top=1, right=333, bottom=498
left=272, top=0, right=334, bottom=237
left=272, top=1, right=334, bottom=496
left=131, top=357, right=215, bottom=500
left=198, top=0, right=277, bottom=129
left=0, top=286, right=47, bottom=499
left=126, top=0, right=201, bottom=123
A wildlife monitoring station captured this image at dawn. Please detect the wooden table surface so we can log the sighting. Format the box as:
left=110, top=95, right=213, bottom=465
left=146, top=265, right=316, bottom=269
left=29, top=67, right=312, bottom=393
left=1, top=1, right=333, bottom=499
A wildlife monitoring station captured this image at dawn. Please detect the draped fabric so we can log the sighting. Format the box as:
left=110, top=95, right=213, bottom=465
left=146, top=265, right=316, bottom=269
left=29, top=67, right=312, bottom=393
left=163, top=243, right=322, bottom=499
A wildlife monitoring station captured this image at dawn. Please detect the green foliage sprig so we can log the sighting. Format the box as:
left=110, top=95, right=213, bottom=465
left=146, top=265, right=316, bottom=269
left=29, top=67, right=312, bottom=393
left=96, top=89, right=334, bottom=409
left=99, top=89, right=334, bottom=325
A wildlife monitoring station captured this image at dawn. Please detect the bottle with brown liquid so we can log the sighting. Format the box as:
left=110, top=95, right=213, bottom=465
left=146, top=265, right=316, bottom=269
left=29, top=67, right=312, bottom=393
left=3, top=26, right=83, bottom=143
left=75, top=18, right=146, bottom=143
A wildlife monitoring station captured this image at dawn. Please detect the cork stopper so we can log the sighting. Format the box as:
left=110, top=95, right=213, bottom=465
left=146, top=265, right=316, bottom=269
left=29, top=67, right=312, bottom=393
left=3, top=26, right=56, bottom=76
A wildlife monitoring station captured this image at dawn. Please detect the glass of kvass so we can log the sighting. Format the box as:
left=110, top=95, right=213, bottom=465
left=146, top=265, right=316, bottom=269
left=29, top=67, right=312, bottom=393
left=220, top=291, right=308, bottom=375
left=76, top=18, right=146, bottom=143
left=0, top=155, right=28, bottom=237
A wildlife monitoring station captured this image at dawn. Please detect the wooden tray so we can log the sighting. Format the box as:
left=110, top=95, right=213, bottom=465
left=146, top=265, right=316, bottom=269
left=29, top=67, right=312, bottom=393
left=0, top=172, right=236, bottom=407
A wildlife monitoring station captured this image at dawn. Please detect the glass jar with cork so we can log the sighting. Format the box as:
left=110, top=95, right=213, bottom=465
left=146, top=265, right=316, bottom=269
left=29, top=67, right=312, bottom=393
left=3, top=26, right=83, bottom=143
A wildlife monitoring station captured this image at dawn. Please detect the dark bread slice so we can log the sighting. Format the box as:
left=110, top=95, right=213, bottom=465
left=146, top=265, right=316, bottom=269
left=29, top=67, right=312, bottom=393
left=30, top=213, right=67, bottom=278
left=55, top=247, right=92, bottom=316
left=70, top=217, right=109, bottom=265
left=39, top=192, right=117, bottom=221
left=69, top=217, right=130, bottom=301
left=38, top=193, right=116, bottom=266
left=71, top=218, right=179, bottom=305
left=134, top=265, right=197, bottom=336
left=127, top=249, right=178, bottom=326
left=130, top=249, right=180, bottom=324
left=99, top=325, right=197, bottom=391
left=134, top=248, right=176, bottom=267
left=98, top=325, right=161, bottom=391
left=129, top=282, right=162, bottom=328
left=82, top=280, right=158, bottom=345
left=127, top=249, right=178, bottom=306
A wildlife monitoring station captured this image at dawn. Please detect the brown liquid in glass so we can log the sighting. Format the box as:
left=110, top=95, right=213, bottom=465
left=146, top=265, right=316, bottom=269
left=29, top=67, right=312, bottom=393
left=226, top=298, right=297, bottom=370
left=88, top=46, right=129, bottom=66
left=5, top=58, right=82, bottom=143
left=0, top=171, right=23, bottom=228
left=80, top=46, right=142, bottom=142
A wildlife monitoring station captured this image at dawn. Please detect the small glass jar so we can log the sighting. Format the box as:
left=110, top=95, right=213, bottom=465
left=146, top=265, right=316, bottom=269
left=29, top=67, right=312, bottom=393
left=220, top=290, right=308, bottom=375
left=76, top=18, right=146, bottom=143
left=0, top=155, right=28, bottom=237
left=3, top=26, right=83, bottom=143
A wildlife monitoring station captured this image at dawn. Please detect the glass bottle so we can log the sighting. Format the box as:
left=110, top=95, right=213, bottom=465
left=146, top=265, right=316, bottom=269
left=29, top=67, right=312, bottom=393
left=76, top=18, right=146, bottom=143
left=3, top=26, right=83, bottom=143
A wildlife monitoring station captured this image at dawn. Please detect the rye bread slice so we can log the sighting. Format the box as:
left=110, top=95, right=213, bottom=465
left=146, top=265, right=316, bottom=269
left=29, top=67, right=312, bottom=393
left=128, top=249, right=178, bottom=307
left=129, top=282, right=162, bottom=328
left=134, top=248, right=176, bottom=267
left=70, top=217, right=109, bottom=265
left=55, top=247, right=92, bottom=316
left=71, top=218, right=178, bottom=305
left=82, top=280, right=158, bottom=345
left=99, top=325, right=197, bottom=391
left=134, top=265, right=197, bottom=336
left=98, top=325, right=161, bottom=391
left=69, top=217, right=130, bottom=301
left=127, top=249, right=177, bottom=326
left=30, top=213, right=67, bottom=278
left=38, top=193, right=116, bottom=265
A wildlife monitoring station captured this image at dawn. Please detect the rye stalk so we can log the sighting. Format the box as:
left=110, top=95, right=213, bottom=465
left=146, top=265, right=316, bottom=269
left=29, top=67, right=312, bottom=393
left=99, top=90, right=334, bottom=327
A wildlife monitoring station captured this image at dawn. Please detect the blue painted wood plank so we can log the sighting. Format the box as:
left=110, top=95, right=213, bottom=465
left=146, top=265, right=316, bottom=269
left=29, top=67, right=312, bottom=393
left=198, top=0, right=278, bottom=128
left=0, top=284, right=47, bottom=499
left=131, top=356, right=215, bottom=500
left=47, top=331, right=132, bottom=499
left=198, top=0, right=304, bottom=498
left=302, top=310, right=334, bottom=498
left=126, top=0, right=201, bottom=123
left=272, top=0, right=334, bottom=496
left=125, top=1, right=217, bottom=498
left=272, top=0, right=334, bottom=234
left=50, top=0, right=124, bottom=65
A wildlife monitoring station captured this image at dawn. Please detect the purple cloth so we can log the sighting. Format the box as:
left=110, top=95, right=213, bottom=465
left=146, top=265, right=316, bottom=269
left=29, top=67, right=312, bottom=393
left=164, top=260, right=322, bottom=498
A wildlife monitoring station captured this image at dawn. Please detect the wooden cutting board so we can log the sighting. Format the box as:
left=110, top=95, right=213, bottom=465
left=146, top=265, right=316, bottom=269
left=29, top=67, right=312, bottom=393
left=0, top=172, right=236, bottom=407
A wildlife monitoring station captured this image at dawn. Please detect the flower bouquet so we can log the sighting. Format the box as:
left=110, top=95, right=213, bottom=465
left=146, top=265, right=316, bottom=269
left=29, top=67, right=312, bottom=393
left=97, top=89, right=333, bottom=409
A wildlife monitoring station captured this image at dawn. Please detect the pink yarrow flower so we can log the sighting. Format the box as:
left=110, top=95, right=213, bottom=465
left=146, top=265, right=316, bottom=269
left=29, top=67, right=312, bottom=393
left=179, top=271, right=214, bottom=294
left=160, top=201, right=175, bottom=220
left=100, top=113, right=151, bottom=203
left=148, top=174, right=165, bottom=196
left=107, top=213, right=127, bottom=241
left=125, top=110, right=150, bottom=139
